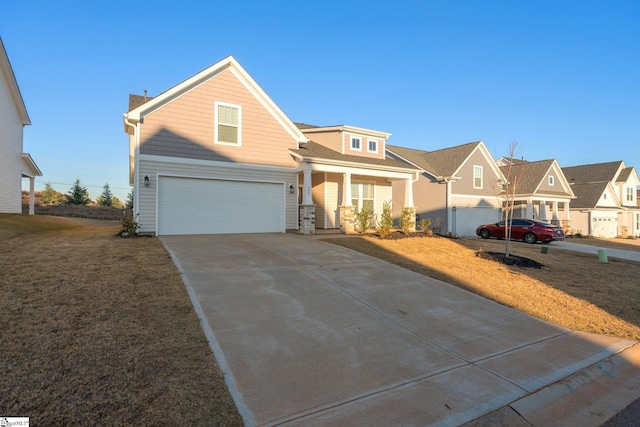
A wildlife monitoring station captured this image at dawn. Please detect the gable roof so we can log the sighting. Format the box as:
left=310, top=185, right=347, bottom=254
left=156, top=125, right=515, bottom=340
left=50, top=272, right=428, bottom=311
left=0, top=37, right=30, bottom=125
left=616, top=167, right=633, bottom=183
left=500, top=160, right=554, bottom=194
left=569, top=182, right=611, bottom=209
left=124, top=55, right=307, bottom=144
left=291, top=141, right=418, bottom=172
left=387, top=141, right=502, bottom=180
left=562, top=161, right=624, bottom=184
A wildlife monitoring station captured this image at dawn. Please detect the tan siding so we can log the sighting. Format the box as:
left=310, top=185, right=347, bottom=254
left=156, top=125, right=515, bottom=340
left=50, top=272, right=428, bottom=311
left=303, top=130, right=342, bottom=152
left=0, top=68, right=23, bottom=213
left=538, top=165, right=559, bottom=193
left=452, top=149, right=499, bottom=196
left=343, top=132, right=386, bottom=160
left=395, top=174, right=448, bottom=233
left=139, top=68, right=298, bottom=168
left=137, top=158, right=298, bottom=234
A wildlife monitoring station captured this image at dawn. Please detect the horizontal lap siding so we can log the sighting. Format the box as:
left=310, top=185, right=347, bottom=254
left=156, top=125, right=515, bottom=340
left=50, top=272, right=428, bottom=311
left=139, top=68, right=298, bottom=169
left=303, top=131, right=342, bottom=152
left=138, top=158, right=298, bottom=234
left=0, top=72, right=23, bottom=213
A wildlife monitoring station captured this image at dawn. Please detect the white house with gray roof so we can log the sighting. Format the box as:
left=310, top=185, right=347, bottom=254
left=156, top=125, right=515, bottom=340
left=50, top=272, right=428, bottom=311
left=0, top=37, right=41, bottom=215
left=562, top=161, right=640, bottom=238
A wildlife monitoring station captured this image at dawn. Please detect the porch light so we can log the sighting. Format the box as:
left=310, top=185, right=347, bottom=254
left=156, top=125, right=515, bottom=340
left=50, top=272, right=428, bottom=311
left=144, top=174, right=150, bottom=186
left=289, top=184, right=295, bottom=194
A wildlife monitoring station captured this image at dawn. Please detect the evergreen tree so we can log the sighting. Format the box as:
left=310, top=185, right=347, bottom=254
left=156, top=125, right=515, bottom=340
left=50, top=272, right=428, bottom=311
left=66, top=178, right=91, bottom=205
left=112, top=196, right=124, bottom=209
left=41, top=182, right=64, bottom=205
left=125, top=189, right=134, bottom=209
left=97, top=182, right=114, bottom=207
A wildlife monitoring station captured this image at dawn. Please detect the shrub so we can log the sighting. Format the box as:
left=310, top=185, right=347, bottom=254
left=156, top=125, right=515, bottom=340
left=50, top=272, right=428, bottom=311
left=121, top=213, right=139, bottom=237
left=420, top=218, right=433, bottom=236
left=354, top=208, right=374, bottom=234
left=398, top=206, right=416, bottom=234
left=377, top=201, right=393, bottom=238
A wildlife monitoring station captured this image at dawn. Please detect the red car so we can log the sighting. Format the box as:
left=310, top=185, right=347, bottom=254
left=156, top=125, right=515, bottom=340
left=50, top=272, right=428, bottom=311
left=476, top=219, right=565, bottom=244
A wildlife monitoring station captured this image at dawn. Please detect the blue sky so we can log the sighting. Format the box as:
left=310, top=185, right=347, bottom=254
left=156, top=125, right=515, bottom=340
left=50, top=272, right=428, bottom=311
left=3, top=1, right=639, bottom=202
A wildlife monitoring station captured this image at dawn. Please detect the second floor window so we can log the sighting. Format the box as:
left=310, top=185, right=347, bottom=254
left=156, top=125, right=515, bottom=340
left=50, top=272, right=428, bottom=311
left=368, top=139, right=378, bottom=153
left=627, top=187, right=634, bottom=202
left=351, top=137, right=361, bottom=150
left=474, top=166, right=483, bottom=189
left=215, top=102, right=241, bottom=146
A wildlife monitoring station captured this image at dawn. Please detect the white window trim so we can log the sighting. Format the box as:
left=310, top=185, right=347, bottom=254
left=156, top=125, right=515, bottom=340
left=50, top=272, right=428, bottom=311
left=549, top=175, right=555, bottom=186
left=214, top=101, right=242, bottom=147
left=351, top=181, right=376, bottom=213
left=367, top=138, right=379, bottom=153
left=350, top=136, right=362, bottom=151
left=473, top=166, right=483, bottom=189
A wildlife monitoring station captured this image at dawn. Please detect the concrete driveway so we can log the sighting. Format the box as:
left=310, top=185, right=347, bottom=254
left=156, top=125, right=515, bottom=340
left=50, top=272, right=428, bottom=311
left=161, top=233, right=640, bottom=426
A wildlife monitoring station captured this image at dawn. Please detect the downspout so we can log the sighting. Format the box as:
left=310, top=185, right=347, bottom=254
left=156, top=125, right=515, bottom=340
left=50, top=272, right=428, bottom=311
left=123, top=115, right=140, bottom=224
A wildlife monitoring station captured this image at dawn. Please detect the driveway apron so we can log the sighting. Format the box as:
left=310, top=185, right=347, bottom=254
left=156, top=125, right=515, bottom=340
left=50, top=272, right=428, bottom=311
left=161, top=233, right=640, bottom=427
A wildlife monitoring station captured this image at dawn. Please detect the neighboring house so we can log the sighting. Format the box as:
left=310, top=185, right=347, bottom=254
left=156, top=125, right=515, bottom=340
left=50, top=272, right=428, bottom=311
left=497, top=158, right=575, bottom=230
left=123, top=56, right=418, bottom=236
left=0, top=37, right=41, bottom=214
left=562, top=161, right=640, bottom=238
left=387, top=141, right=504, bottom=237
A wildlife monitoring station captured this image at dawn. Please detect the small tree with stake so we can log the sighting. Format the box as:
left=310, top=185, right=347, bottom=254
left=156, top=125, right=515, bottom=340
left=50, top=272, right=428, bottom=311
left=500, top=140, right=521, bottom=258
left=66, top=178, right=91, bottom=205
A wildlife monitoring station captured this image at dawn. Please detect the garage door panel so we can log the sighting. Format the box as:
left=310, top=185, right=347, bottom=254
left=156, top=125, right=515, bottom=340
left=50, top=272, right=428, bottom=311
left=453, top=207, right=500, bottom=237
left=158, top=177, right=284, bottom=235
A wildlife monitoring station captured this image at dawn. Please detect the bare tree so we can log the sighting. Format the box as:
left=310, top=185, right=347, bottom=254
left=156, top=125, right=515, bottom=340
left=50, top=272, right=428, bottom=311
left=500, top=140, right=521, bottom=258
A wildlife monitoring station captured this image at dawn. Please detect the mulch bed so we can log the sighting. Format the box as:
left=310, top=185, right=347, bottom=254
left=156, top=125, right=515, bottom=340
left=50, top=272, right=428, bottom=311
left=475, top=250, right=544, bottom=269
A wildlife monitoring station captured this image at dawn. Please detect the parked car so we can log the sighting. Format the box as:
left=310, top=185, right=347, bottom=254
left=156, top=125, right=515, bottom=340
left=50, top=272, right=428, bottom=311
left=476, top=219, right=565, bottom=244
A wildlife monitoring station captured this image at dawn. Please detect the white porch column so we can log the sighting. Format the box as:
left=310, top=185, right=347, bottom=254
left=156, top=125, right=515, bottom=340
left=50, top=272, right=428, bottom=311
left=302, top=164, right=313, bottom=205
left=404, top=177, right=414, bottom=208
left=299, top=163, right=315, bottom=235
left=342, top=172, right=352, bottom=206
left=525, top=200, right=534, bottom=218
left=28, top=176, right=35, bottom=215
left=339, top=172, right=355, bottom=234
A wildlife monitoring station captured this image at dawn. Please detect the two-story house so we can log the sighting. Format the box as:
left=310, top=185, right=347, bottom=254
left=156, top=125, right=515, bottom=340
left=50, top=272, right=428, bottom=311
left=497, top=158, right=575, bottom=231
left=0, top=37, right=41, bottom=214
left=387, top=142, right=504, bottom=236
left=123, top=56, right=418, bottom=236
left=562, top=161, right=640, bottom=237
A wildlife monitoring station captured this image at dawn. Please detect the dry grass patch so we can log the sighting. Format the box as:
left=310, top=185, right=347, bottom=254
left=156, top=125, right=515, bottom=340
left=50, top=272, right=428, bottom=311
left=0, top=214, right=241, bottom=425
left=323, top=235, right=640, bottom=341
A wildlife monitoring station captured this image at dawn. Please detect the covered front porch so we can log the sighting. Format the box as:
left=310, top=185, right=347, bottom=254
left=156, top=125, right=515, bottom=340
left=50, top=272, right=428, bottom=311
left=509, top=196, right=572, bottom=229
left=296, top=162, right=418, bottom=235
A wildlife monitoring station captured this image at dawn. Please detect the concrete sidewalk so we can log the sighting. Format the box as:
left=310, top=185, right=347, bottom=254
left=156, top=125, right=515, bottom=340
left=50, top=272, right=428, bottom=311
left=552, top=240, right=640, bottom=262
left=162, top=233, right=640, bottom=426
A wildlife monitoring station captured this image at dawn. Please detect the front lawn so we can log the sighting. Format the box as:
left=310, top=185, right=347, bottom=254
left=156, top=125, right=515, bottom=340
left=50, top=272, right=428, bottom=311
left=323, top=233, right=640, bottom=341
left=0, top=214, right=242, bottom=425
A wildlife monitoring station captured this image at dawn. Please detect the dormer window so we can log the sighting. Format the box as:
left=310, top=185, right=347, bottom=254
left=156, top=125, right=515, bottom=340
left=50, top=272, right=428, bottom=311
left=549, top=176, right=554, bottom=186
left=351, top=137, right=361, bottom=151
left=367, top=139, right=378, bottom=153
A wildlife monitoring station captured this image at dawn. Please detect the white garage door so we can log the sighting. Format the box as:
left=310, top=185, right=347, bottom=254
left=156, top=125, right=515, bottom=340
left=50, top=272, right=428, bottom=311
left=452, top=207, right=500, bottom=237
left=591, top=217, right=616, bottom=238
left=158, top=177, right=285, bottom=235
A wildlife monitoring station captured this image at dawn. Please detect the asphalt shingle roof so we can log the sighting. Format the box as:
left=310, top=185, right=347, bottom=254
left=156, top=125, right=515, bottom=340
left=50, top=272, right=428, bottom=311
left=386, top=142, right=482, bottom=177
left=128, top=94, right=154, bottom=111
left=568, top=182, right=609, bottom=209
left=291, top=141, right=417, bottom=170
left=499, top=159, right=556, bottom=195
left=561, top=161, right=623, bottom=184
